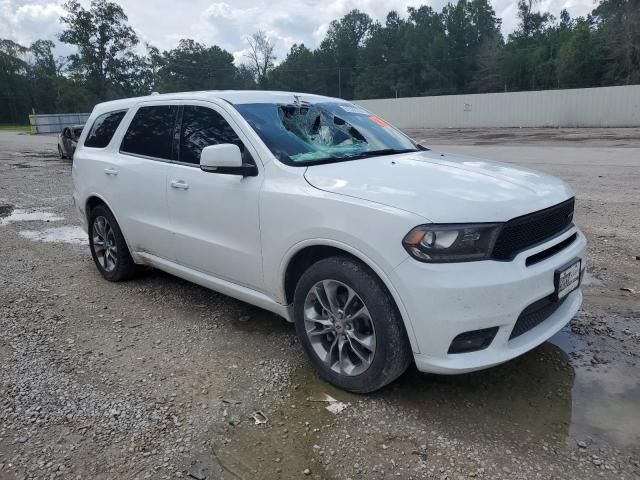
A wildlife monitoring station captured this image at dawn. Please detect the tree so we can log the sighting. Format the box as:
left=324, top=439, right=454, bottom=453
left=244, top=30, right=276, bottom=87
left=502, top=0, right=556, bottom=91
left=26, top=40, right=58, bottom=114
left=354, top=12, right=411, bottom=99
left=319, top=9, right=373, bottom=98
left=143, top=43, right=163, bottom=92
left=593, top=0, right=640, bottom=85
left=3, top=0, right=640, bottom=125
left=470, top=35, right=504, bottom=92
left=442, top=0, right=503, bottom=92
left=157, top=39, right=239, bottom=92
left=268, top=44, right=321, bottom=93
left=58, top=0, right=140, bottom=101
left=403, top=6, right=450, bottom=95
left=556, top=18, right=602, bottom=88
left=514, top=0, right=553, bottom=39
left=0, top=39, right=30, bottom=123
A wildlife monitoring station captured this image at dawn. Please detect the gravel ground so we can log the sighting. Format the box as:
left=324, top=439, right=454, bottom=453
left=0, top=128, right=638, bottom=480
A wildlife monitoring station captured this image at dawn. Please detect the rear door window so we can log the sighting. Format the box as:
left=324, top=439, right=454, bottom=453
left=179, top=105, right=252, bottom=165
left=120, top=105, right=178, bottom=160
left=84, top=110, right=127, bottom=148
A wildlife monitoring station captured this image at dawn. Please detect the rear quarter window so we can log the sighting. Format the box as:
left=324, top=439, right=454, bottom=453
left=84, top=110, right=127, bottom=148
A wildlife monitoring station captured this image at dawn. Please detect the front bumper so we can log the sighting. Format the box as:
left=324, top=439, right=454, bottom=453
left=390, top=227, right=586, bottom=374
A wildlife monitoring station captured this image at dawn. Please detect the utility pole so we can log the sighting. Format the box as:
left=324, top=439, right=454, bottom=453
left=338, top=67, right=341, bottom=98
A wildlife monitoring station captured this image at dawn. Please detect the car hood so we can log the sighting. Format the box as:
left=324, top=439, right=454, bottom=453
left=303, top=150, right=574, bottom=223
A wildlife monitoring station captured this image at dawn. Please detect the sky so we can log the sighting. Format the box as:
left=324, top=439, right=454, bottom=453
left=1, top=0, right=597, bottom=63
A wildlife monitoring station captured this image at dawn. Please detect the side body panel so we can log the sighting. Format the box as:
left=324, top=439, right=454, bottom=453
left=73, top=104, right=174, bottom=260
left=165, top=100, right=265, bottom=290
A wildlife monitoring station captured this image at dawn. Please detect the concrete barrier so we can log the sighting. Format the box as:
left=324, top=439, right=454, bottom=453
left=355, top=85, right=640, bottom=129
left=29, top=113, right=90, bottom=134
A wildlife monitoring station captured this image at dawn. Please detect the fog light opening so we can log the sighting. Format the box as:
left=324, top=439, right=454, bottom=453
left=448, top=326, right=499, bottom=354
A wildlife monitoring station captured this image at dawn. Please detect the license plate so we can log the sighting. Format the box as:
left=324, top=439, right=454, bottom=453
left=554, top=259, right=581, bottom=301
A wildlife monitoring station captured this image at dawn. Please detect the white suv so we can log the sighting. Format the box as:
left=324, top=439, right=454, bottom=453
left=72, top=91, right=586, bottom=392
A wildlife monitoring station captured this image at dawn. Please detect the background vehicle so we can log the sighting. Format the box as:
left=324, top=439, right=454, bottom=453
left=72, top=91, right=586, bottom=393
left=58, top=124, right=84, bottom=159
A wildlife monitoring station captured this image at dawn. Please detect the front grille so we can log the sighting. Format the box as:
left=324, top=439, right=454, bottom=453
left=492, top=198, right=575, bottom=260
left=525, top=232, right=577, bottom=266
left=509, top=295, right=565, bottom=340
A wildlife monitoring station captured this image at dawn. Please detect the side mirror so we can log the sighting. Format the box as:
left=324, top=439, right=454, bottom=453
left=200, top=144, right=258, bottom=177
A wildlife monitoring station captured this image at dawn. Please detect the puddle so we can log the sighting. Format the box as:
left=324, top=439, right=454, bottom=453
left=19, top=226, right=87, bottom=245
left=569, top=363, right=640, bottom=448
left=199, top=321, right=640, bottom=478
left=550, top=328, right=640, bottom=449
left=549, top=326, right=583, bottom=354
left=378, top=342, right=575, bottom=442
left=211, top=369, right=347, bottom=480
left=219, top=317, right=639, bottom=467
left=0, top=208, right=64, bottom=225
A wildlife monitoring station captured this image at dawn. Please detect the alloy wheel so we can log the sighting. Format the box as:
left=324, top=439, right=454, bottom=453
left=303, top=279, right=376, bottom=376
left=92, top=215, right=118, bottom=272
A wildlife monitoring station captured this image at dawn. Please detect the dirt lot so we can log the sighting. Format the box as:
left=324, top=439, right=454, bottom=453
left=0, top=128, right=639, bottom=480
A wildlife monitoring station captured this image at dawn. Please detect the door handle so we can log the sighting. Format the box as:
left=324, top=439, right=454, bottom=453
left=170, top=180, right=189, bottom=190
left=104, top=167, right=118, bottom=176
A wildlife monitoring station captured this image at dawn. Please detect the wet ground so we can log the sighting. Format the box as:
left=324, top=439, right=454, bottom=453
left=0, top=129, right=638, bottom=479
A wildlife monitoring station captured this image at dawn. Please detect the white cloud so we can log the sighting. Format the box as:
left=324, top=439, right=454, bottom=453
left=0, top=0, right=598, bottom=62
left=0, top=0, right=65, bottom=48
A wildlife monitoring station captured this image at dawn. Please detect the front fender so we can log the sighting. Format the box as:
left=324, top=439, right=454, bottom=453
left=277, top=238, right=421, bottom=353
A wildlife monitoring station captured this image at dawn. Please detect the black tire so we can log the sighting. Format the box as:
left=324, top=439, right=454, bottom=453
left=293, top=256, right=412, bottom=393
left=58, top=145, right=65, bottom=159
left=88, top=204, right=137, bottom=281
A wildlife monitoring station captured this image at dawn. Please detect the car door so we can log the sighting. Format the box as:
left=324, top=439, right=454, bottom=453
left=106, top=103, right=178, bottom=261
left=166, top=103, right=264, bottom=291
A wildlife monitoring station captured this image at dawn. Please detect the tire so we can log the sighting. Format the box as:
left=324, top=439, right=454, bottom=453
left=58, top=145, right=65, bottom=159
left=293, top=256, right=412, bottom=393
left=88, top=204, right=137, bottom=281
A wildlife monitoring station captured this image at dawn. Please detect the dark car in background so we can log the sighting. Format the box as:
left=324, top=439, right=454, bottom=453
left=58, top=125, right=84, bottom=159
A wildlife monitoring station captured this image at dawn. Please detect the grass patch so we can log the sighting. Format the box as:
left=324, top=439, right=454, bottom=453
left=0, top=124, right=32, bottom=133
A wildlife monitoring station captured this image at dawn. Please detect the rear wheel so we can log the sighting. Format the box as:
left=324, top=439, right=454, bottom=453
left=293, top=256, right=412, bottom=393
left=88, top=205, right=137, bottom=281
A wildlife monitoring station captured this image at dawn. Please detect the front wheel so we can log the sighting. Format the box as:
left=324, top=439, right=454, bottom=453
left=58, top=145, right=65, bottom=159
left=293, top=256, right=412, bottom=393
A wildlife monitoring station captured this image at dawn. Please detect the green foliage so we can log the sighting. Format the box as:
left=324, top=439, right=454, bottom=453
left=58, top=0, right=140, bottom=101
left=157, top=39, right=239, bottom=92
left=593, top=0, right=640, bottom=84
left=0, top=0, right=639, bottom=126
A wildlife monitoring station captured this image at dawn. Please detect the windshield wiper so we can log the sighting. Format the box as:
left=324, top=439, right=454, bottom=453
left=344, top=148, right=420, bottom=159
left=297, top=148, right=421, bottom=166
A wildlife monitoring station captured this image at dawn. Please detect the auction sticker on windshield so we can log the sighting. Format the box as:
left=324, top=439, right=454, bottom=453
left=555, top=259, right=581, bottom=300
left=339, top=104, right=369, bottom=115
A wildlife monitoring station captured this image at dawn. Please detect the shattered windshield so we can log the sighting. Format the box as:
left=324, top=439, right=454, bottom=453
left=234, top=101, right=420, bottom=166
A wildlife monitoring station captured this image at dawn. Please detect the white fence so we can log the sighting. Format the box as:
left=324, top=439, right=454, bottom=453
left=355, top=85, right=640, bottom=129
left=29, top=113, right=90, bottom=134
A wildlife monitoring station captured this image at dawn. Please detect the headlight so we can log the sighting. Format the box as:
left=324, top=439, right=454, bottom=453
left=402, top=223, right=502, bottom=262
